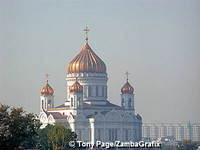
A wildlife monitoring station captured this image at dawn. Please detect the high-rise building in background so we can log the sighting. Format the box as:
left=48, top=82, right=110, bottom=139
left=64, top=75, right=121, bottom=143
left=142, top=122, right=200, bottom=141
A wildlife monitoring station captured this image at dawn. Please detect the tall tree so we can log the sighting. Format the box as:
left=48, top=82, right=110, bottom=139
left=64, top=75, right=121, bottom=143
left=47, top=123, right=77, bottom=150
left=0, top=104, right=41, bottom=149
left=36, top=123, right=77, bottom=150
left=0, top=104, right=77, bottom=150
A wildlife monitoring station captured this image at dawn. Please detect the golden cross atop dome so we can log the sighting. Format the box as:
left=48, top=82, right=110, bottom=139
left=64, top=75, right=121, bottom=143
left=84, top=26, right=90, bottom=43
left=45, top=73, right=50, bottom=83
left=125, top=71, right=130, bottom=81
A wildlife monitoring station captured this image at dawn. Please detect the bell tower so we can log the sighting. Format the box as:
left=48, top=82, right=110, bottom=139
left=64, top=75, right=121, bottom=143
left=40, top=74, right=54, bottom=111
left=68, top=78, right=83, bottom=110
left=121, top=72, right=135, bottom=112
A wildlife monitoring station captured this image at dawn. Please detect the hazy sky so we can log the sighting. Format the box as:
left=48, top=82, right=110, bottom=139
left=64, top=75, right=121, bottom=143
left=0, top=0, right=200, bottom=123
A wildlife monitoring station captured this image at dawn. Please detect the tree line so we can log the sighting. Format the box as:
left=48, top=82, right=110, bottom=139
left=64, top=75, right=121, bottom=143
left=0, top=104, right=76, bottom=150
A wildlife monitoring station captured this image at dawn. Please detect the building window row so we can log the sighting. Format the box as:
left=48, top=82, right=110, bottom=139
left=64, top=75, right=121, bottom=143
left=97, top=129, right=101, bottom=140
left=108, top=128, right=118, bottom=141
left=87, top=85, right=107, bottom=97
left=143, top=125, right=200, bottom=141
left=125, top=129, right=129, bottom=141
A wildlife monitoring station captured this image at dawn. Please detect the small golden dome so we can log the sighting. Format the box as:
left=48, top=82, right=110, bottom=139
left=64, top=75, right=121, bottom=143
left=121, top=80, right=134, bottom=94
left=69, top=80, right=83, bottom=93
left=67, top=43, right=106, bottom=74
left=41, top=80, right=54, bottom=96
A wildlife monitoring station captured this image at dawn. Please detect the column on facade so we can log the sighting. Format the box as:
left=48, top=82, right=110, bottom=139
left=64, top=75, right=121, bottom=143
left=69, top=119, right=75, bottom=132
left=89, top=118, right=95, bottom=145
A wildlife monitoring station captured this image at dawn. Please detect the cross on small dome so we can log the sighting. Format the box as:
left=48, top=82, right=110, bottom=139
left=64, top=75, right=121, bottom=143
left=121, top=71, right=134, bottom=94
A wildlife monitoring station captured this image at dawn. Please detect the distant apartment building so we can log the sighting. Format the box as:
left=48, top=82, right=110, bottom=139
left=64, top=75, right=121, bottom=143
left=142, top=122, right=200, bottom=141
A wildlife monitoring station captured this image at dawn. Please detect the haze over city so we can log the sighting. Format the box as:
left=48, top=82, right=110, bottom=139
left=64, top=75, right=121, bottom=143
left=0, top=0, right=200, bottom=123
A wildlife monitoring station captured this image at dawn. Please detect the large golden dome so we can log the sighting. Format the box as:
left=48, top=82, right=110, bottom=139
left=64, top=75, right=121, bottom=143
left=67, top=43, right=106, bottom=74
left=40, top=80, right=54, bottom=96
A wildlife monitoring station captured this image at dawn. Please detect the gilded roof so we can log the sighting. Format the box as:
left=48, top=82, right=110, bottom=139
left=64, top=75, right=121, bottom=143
left=40, top=80, right=54, bottom=96
left=67, top=43, right=106, bottom=74
left=121, top=80, right=134, bottom=94
left=69, top=80, right=83, bottom=93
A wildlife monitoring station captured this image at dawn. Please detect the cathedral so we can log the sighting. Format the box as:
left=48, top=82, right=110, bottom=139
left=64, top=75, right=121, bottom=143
left=39, top=27, right=142, bottom=143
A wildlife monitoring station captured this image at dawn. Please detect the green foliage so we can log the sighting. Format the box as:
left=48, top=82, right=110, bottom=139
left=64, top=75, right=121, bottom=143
left=36, top=123, right=77, bottom=150
left=35, top=124, right=53, bottom=149
left=0, top=104, right=77, bottom=150
left=0, top=104, right=41, bottom=149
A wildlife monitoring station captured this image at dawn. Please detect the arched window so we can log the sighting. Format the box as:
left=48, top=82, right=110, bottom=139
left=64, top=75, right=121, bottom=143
left=97, top=129, right=101, bottom=140
left=102, top=86, right=104, bottom=97
left=111, top=129, right=114, bottom=141
left=71, top=98, right=73, bottom=107
left=105, top=86, right=107, bottom=97
left=83, top=86, right=87, bottom=98
left=121, top=98, right=124, bottom=106
left=42, top=100, right=44, bottom=109
left=128, top=98, right=132, bottom=107
left=77, top=101, right=79, bottom=107
left=88, top=86, right=92, bottom=97
left=96, top=86, right=99, bottom=96
left=48, top=99, right=51, bottom=104
left=108, top=129, right=112, bottom=141
left=44, top=100, right=47, bottom=109
left=125, top=129, right=129, bottom=141
left=77, top=97, right=80, bottom=107
left=115, top=129, right=118, bottom=140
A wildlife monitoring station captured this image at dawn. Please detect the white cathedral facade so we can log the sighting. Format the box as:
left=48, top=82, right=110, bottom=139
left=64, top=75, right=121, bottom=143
left=39, top=30, right=142, bottom=143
